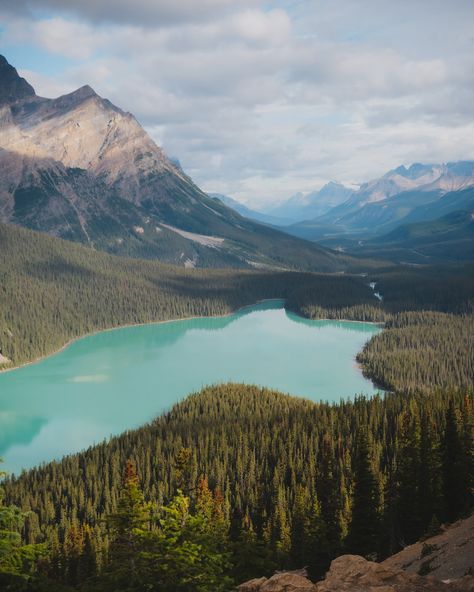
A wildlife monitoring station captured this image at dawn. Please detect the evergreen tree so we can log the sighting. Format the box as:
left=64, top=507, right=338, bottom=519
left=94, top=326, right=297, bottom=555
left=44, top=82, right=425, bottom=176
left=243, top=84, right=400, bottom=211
left=459, top=396, right=474, bottom=515
left=305, top=496, right=331, bottom=580
left=231, top=513, right=275, bottom=584
left=396, top=409, right=422, bottom=544
left=317, top=434, right=342, bottom=562
left=345, top=433, right=380, bottom=558
left=418, top=411, right=441, bottom=534
left=290, top=485, right=310, bottom=569
left=138, top=491, right=233, bottom=592
left=442, top=400, right=466, bottom=521
left=100, top=460, right=151, bottom=591
left=379, top=462, right=401, bottom=558
left=0, top=460, right=46, bottom=588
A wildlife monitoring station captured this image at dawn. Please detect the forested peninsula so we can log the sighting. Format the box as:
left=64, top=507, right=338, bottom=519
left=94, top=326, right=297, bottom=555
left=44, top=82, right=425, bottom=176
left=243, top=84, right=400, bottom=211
left=1, top=222, right=473, bottom=394
left=2, top=384, right=472, bottom=590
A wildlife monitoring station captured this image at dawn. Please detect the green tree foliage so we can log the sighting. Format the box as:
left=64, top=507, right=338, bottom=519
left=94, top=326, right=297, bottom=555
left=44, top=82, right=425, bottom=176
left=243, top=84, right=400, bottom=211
left=442, top=399, right=474, bottom=521
left=99, top=460, right=151, bottom=590
left=0, top=221, right=382, bottom=367
left=344, top=433, right=380, bottom=557
left=357, top=312, right=474, bottom=392
left=5, top=385, right=473, bottom=586
left=0, top=461, right=47, bottom=590
left=97, top=463, right=232, bottom=592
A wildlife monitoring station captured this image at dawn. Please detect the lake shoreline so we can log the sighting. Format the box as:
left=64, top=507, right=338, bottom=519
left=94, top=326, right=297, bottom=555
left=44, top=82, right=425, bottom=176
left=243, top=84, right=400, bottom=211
left=0, top=298, right=384, bottom=375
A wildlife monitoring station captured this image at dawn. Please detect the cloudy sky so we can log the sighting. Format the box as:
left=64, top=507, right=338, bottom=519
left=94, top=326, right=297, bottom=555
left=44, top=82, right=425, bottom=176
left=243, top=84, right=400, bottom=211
left=1, top=0, right=473, bottom=208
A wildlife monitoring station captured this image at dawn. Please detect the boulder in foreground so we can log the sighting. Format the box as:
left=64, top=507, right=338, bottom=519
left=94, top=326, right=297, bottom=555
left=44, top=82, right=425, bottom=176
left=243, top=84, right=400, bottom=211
left=237, top=555, right=474, bottom=592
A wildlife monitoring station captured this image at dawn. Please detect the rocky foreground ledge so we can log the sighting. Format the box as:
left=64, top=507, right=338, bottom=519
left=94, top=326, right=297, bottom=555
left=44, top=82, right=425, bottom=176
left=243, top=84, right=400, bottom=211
left=237, top=555, right=474, bottom=592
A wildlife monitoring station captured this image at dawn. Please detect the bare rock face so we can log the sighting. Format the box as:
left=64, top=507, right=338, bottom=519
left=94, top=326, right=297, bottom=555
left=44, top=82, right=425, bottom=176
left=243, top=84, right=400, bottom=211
left=0, top=55, right=35, bottom=105
left=237, top=572, right=316, bottom=592
left=315, top=555, right=473, bottom=592
left=237, top=577, right=269, bottom=591
left=0, top=82, right=184, bottom=203
left=0, top=54, right=343, bottom=271
left=236, top=552, right=474, bottom=592
left=382, top=515, right=474, bottom=582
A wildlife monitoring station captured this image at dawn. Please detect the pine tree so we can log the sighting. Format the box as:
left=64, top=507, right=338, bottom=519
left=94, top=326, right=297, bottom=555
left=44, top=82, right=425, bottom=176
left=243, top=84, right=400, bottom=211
left=0, top=460, right=46, bottom=586
left=345, top=433, right=380, bottom=558
left=459, top=396, right=474, bottom=515
left=396, top=409, right=422, bottom=544
left=379, top=462, right=401, bottom=558
left=290, top=485, right=310, bottom=569
left=231, top=514, right=275, bottom=584
left=418, top=411, right=441, bottom=534
left=317, top=434, right=342, bottom=561
left=101, top=460, right=151, bottom=591
left=305, top=496, right=331, bottom=580
left=139, top=491, right=234, bottom=592
left=442, top=400, right=465, bottom=521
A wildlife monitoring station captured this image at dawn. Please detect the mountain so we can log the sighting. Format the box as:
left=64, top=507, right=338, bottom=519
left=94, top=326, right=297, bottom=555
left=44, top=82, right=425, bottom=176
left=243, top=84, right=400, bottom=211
left=365, top=209, right=474, bottom=263
left=0, top=55, right=35, bottom=105
left=0, top=55, right=343, bottom=271
left=209, top=193, right=293, bottom=225
left=0, top=220, right=363, bottom=367
left=264, top=182, right=354, bottom=222
left=310, top=208, right=474, bottom=264
left=311, top=162, right=474, bottom=233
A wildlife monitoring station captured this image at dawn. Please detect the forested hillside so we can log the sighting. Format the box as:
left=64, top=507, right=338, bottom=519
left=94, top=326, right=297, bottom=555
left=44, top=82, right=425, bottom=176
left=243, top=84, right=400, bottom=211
left=2, top=222, right=473, bottom=394
left=0, top=221, right=377, bottom=367
left=357, top=312, right=474, bottom=392
left=287, top=264, right=474, bottom=392
left=0, top=55, right=347, bottom=271
left=3, top=384, right=473, bottom=590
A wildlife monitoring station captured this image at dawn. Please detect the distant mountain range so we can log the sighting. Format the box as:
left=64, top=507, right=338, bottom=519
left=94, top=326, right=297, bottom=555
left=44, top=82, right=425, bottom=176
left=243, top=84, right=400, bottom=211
left=276, top=163, right=474, bottom=262
left=263, top=182, right=354, bottom=223
left=211, top=182, right=354, bottom=226
left=0, top=55, right=344, bottom=272
left=208, top=193, right=291, bottom=226
left=214, top=161, right=474, bottom=264
left=318, top=207, right=474, bottom=264
left=295, top=162, right=474, bottom=235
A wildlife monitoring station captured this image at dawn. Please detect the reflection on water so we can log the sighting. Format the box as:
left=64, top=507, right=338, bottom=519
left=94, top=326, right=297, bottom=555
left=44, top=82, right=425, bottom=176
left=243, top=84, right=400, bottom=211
left=0, top=301, right=381, bottom=475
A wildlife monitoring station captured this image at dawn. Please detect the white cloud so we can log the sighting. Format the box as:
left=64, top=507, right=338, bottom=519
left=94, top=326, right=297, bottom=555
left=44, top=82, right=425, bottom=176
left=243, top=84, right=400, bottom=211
left=1, top=0, right=264, bottom=26
left=1, top=0, right=474, bottom=205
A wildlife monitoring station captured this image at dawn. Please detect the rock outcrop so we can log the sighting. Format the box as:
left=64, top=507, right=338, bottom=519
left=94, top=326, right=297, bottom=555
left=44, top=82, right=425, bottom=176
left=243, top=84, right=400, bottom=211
left=237, top=555, right=474, bottom=592
left=0, top=54, right=342, bottom=271
left=382, top=514, right=474, bottom=582
left=316, top=555, right=473, bottom=591
left=0, top=55, right=35, bottom=105
left=237, top=571, right=316, bottom=592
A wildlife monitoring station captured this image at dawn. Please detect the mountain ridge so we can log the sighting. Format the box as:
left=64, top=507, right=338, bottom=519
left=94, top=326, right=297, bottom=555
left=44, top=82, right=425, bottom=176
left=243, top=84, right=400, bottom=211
left=0, top=54, right=344, bottom=271
left=0, top=55, right=35, bottom=105
left=264, top=181, right=354, bottom=222
left=313, top=161, right=474, bottom=231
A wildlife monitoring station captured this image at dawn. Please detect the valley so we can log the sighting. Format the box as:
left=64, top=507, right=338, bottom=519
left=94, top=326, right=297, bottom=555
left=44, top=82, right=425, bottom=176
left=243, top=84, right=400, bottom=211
left=0, top=302, right=381, bottom=475
left=0, top=35, right=472, bottom=592
left=221, top=166, right=474, bottom=265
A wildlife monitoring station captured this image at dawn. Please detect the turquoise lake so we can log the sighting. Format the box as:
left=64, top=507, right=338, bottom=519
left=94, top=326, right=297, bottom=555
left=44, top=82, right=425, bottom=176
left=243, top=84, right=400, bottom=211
left=0, top=301, right=382, bottom=475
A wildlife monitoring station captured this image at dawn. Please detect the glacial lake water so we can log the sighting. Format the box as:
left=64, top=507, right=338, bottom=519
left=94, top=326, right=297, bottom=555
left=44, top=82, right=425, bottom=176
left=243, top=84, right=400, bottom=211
left=0, top=300, right=382, bottom=475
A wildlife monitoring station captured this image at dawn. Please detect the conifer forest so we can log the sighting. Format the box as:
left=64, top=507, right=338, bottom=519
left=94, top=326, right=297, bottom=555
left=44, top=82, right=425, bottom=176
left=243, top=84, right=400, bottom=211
left=1, top=16, right=474, bottom=590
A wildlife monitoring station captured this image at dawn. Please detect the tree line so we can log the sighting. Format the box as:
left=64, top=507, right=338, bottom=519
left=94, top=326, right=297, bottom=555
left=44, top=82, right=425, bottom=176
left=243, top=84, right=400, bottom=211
left=2, top=383, right=472, bottom=590
left=0, top=221, right=383, bottom=367
left=356, top=311, right=474, bottom=392
left=3, top=222, right=474, bottom=397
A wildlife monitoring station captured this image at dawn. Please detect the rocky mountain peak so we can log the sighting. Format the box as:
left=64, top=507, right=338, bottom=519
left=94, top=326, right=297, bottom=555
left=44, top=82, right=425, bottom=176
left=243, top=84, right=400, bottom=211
left=69, top=84, right=98, bottom=100
left=0, top=55, right=36, bottom=106
left=0, top=56, right=343, bottom=271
